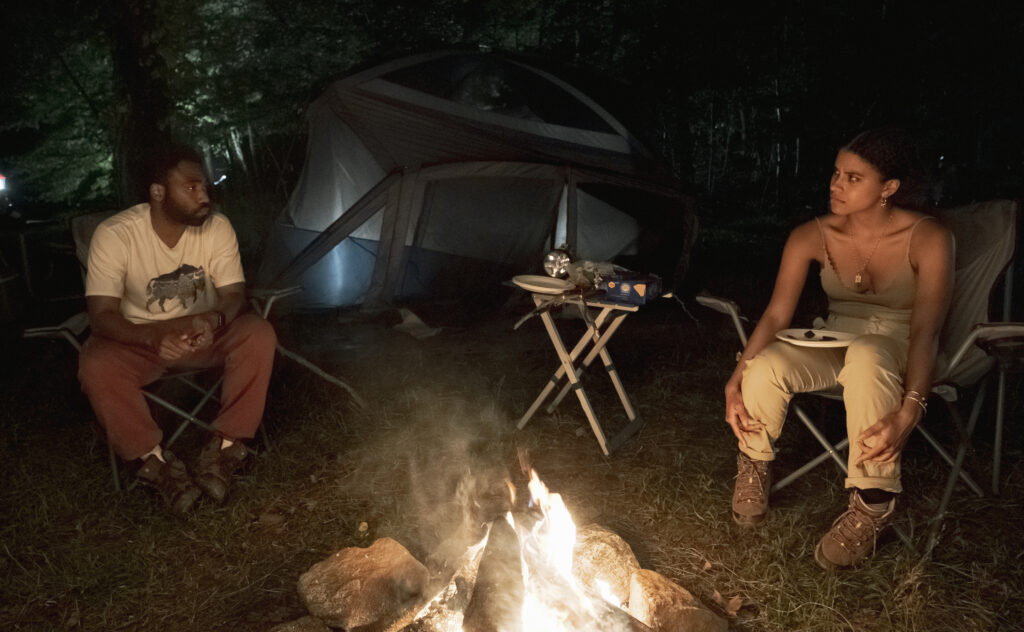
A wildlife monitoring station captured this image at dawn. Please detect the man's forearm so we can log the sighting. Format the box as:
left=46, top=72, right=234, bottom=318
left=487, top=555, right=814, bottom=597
left=89, top=310, right=162, bottom=350
left=213, top=283, right=247, bottom=326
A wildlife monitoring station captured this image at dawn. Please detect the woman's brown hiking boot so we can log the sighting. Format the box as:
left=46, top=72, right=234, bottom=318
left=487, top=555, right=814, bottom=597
left=732, top=453, right=771, bottom=526
left=815, top=490, right=895, bottom=570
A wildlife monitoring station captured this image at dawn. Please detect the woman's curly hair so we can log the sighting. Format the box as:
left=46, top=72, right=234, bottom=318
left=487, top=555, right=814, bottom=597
left=843, top=127, right=928, bottom=208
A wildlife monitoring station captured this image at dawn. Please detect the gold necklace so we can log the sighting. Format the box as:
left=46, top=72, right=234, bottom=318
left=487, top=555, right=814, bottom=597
left=852, top=211, right=894, bottom=289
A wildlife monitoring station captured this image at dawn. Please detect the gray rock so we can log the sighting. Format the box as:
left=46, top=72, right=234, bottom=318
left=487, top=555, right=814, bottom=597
left=572, top=523, right=641, bottom=608
left=627, top=569, right=727, bottom=632
left=298, top=537, right=430, bottom=630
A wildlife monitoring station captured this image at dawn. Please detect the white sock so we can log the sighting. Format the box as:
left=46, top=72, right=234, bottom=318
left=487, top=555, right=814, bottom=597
left=141, top=445, right=165, bottom=463
left=220, top=437, right=235, bottom=450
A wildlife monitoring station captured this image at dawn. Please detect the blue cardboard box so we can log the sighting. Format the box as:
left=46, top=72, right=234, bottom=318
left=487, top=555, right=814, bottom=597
left=599, top=274, right=662, bottom=305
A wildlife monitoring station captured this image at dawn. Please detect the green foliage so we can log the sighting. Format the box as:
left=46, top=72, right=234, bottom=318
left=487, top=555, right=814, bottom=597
left=2, top=0, right=1021, bottom=218
left=0, top=8, right=115, bottom=207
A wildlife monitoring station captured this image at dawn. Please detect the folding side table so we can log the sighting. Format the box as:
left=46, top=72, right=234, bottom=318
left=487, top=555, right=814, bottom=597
left=516, top=291, right=644, bottom=455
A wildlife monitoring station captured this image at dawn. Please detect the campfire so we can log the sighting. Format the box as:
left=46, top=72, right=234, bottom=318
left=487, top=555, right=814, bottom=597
left=286, top=470, right=727, bottom=632
left=408, top=469, right=650, bottom=631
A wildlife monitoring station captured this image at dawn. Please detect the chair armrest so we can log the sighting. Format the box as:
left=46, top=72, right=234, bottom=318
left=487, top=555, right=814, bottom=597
left=23, top=311, right=90, bottom=351
left=695, top=293, right=748, bottom=346
left=249, top=285, right=303, bottom=318
left=974, top=322, right=1024, bottom=371
left=944, top=321, right=1024, bottom=376
left=974, top=322, right=1024, bottom=342
left=249, top=285, right=303, bottom=301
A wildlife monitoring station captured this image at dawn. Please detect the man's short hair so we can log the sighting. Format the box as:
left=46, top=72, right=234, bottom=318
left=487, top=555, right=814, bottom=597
left=150, top=146, right=205, bottom=186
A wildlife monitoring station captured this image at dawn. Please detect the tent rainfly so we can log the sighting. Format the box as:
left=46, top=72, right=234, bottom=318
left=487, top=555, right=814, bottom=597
left=258, top=50, right=698, bottom=311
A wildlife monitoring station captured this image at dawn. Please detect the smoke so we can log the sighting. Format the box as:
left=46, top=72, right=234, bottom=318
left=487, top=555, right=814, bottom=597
left=338, top=386, right=516, bottom=569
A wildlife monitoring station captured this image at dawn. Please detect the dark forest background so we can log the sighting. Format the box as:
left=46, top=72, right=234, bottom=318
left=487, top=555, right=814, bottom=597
left=1, top=0, right=1022, bottom=235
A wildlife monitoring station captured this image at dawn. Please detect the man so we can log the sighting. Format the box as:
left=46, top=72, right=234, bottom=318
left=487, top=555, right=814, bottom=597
left=79, top=146, right=276, bottom=514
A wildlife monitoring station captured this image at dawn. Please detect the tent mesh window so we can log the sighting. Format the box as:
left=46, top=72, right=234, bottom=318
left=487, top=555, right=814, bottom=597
left=382, top=55, right=614, bottom=133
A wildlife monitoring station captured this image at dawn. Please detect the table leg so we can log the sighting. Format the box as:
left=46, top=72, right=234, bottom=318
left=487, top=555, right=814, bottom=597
left=537, top=309, right=610, bottom=455
left=546, top=308, right=622, bottom=413
left=554, top=310, right=644, bottom=454
left=518, top=299, right=607, bottom=429
left=597, top=340, right=638, bottom=422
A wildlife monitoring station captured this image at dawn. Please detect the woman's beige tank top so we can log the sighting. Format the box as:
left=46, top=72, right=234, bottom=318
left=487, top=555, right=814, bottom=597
left=814, top=216, right=933, bottom=327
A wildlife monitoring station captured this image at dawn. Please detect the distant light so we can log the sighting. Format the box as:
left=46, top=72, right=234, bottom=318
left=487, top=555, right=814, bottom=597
left=0, top=174, right=6, bottom=190
left=214, top=175, right=227, bottom=185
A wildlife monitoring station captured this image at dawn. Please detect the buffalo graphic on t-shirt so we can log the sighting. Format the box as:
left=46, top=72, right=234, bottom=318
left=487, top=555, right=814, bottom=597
left=146, top=264, right=207, bottom=312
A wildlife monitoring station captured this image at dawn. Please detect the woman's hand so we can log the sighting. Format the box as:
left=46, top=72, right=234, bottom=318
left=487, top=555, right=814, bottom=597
left=855, top=405, right=918, bottom=464
left=725, top=382, right=764, bottom=447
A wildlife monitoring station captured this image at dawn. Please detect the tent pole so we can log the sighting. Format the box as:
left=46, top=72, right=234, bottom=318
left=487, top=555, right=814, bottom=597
left=566, top=169, right=578, bottom=254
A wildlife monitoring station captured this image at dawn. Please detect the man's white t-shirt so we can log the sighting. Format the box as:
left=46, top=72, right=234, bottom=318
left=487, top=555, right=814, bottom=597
left=85, top=203, right=245, bottom=324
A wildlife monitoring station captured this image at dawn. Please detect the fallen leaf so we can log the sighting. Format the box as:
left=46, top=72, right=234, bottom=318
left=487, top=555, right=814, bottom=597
left=727, top=595, right=744, bottom=617
left=64, top=609, right=80, bottom=628
left=257, top=511, right=285, bottom=527
left=712, top=590, right=744, bottom=617
left=702, top=559, right=712, bottom=572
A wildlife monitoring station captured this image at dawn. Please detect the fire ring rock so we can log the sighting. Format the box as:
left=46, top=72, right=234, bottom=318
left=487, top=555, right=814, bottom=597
left=298, top=537, right=430, bottom=629
left=628, top=569, right=727, bottom=632
left=572, top=523, right=641, bottom=607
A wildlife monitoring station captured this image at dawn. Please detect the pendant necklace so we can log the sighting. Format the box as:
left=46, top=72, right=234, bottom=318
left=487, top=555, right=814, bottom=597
left=852, top=211, right=894, bottom=290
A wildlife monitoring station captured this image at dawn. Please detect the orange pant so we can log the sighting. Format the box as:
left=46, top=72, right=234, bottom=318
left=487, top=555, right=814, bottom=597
left=79, top=314, right=276, bottom=460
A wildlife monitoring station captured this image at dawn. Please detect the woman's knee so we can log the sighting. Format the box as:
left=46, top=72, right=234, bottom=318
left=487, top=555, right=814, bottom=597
left=844, top=335, right=898, bottom=367
left=741, top=345, right=790, bottom=392
left=839, top=336, right=903, bottom=394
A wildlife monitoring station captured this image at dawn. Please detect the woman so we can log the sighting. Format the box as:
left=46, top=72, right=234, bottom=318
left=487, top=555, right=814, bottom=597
left=724, top=128, right=954, bottom=569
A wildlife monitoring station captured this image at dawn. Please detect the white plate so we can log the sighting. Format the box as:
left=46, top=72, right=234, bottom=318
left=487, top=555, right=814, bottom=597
left=512, top=274, right=575, bottom=294
left=776, top=328, right=857, bottom=348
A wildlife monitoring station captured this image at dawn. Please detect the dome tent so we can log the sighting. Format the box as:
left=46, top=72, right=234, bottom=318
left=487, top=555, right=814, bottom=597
left=258, top=50, right=698, bottom=312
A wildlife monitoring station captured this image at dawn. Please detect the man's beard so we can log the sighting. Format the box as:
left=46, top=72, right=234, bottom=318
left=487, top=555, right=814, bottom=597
left=165, top=199, right=211, bottom=227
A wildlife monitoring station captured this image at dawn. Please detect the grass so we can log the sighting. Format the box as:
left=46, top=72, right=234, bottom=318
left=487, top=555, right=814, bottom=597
left=2, top=255, right=1023, bottom=631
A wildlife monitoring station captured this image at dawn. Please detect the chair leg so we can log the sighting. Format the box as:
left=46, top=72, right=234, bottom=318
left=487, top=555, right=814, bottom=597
left=772, top=403, right=849, bottom=493
left=259, top=422, right=271, bottom=453
left=149, top=391, right=220, bottom=448
left=924, top=379, right=989, bottom=558
left=914, top=426, right=984, bottom=498
left=993, top=370, right=1006, bottom=495
left=108, top=442, right=122, bottom=493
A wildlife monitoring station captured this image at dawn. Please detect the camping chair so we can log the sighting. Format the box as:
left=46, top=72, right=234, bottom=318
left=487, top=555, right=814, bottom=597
left=697, top=199, right=1020, bottom=553
left=22, top=210, right=269, bottom=492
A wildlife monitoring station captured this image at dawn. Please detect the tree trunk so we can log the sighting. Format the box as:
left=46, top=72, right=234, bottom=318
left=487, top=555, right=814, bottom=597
left=108, top=0, right=173, bottom=206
